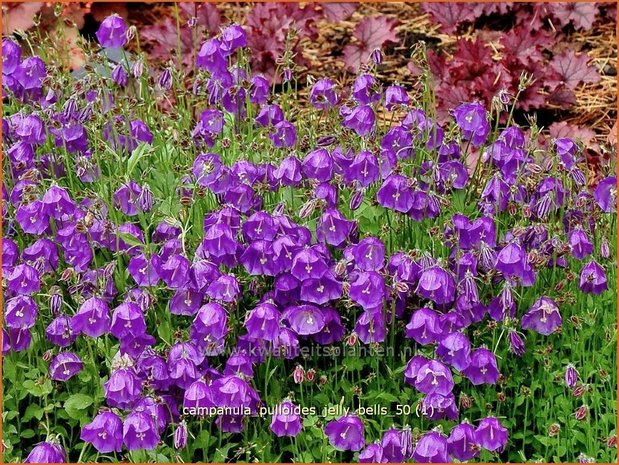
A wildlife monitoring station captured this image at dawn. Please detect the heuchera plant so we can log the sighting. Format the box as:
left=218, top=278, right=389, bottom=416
left=417, top=2, right=611, bottom=117
left=1, top=11, right=616, bottom=465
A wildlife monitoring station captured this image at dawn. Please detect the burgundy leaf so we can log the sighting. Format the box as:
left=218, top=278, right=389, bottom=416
left=550, top=2, right=599, bottom=30
left=321, top=3, right=358, bottom=22
left=343, top=16, right=398, bottom=71
left=499, top=26, right=553, bottom=65
left=551, top=50, right=601, bottom=89
left=421, top=3, right=476, bottom=33
left=3, top=2, right=43, bottom=34
left=546, top=85, right=578, bottom=109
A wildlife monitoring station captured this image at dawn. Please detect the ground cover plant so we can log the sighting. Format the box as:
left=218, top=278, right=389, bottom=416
left=2, top=7, right=617, bottom=464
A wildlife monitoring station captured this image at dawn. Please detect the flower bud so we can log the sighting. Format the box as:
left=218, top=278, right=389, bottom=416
left=371, top=48, right=383, bottom=65
left=345, top=333, right=358, bottom=347
left=132, top=59, right=144, bottom=79
left=548, top=423, right=561, bottom=437
left=349, top=189, right=364, bottom=211
left=293, top=365, right=305, bottom=384
left=574, top=405, right=588, bottom=421
left=159, top=68, right=172, bottom=90
left=283, top=68, right=292, bottom=82
left=600, top=237, right=610, bottom=259
left=111, top=64, right=128, bottom=87
left=572, top=384, right=586, bottom=398
left=126, top=25, right=137, bottom=42
left=43, top=349, right=54, bottom=362
left=174, top=421, right=188, bottom=449
left=565, top=364, right=579, bottom=388
left=50, top=291, right=63, bottom=316
left=138, top=185, right=154, bottom=212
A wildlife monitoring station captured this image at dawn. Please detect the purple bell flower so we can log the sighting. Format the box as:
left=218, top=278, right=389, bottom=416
left=16, top=200, right=50, bottom=235
left=2, top=39, right=21, bottom=75
left=312, top=307, right=345, bottom=344
left=475, top=416, right=508, bottom=452
left=110, top=303, right=146, bottom=339
left=436, top=331, right=472, bottom=371
left=160, top=254, right=190, bottom=289
left=283, top=305, right=325, bottom=336
left=350, top=271, right=386, bottom=310
left=123, top=409, right=160, bottom=450
left=416, top=265, right=456, bottom=305
left=521, top=297, right=562, bottom=336
left=274, top=156, right=302, bottom=186
left=347, top=150, right=380, bottom=187
left=420, top=392, right=459, bottom=420
left=381, top=427, right=413, bottom=462
left=385, top=85, right=410, bottom=110
left=462, top=348, right=500, bottom=385
left=104, top=367, right=142, bottom=409
left=4, top=327, right=32, bottom=352
left=302, top=148, right=334, bottom=182
left=112, top=64, right=128, bottom=86
left=412, top=430, right=449, bottom=463
left=49, top=352, right=83, bottom=381
left=96, top=14, right=128, bottom=48
left=220, top=24, right=247, bottom=55
left=414, top=359, right=454, bottom=396
left=128, top=253, right=161, bottom=287
left=168, top=342, right=204, bottom=389
left=317, top=208, right=355, bottom=247
left=270, top=400, right=303, bottom=437
left=377, top=174, right=414, bottom=213
left=72, top=297, right=111, bottom=338
left=593, top=176, right=616, bottom=213
left=206, top=273, right=240, bottom=302
left=5, top=295, right=38, bottom=329
left=351, top=237, right=385, bottom=271
left=6, top=263, right=40, bottom=295
left=405, top=308, right=442, bottom=345
left=352, top=74, right=379, bottom=104
left=45, top=314, right=77, bottom=347
left=174, top=421, right=188, bottom=449
left=495, top=242, right=535, bottom=286
left=358, top=442, right=386, bottom=463
left=269, top=120, right=297, bottom=148
left=24, top=441, right=66, bottom=463
left=324, top=415, right=365, bottom=451
left=81, top=411, right=123, bottom=453
left=447, top=422, right=479, bottom=461
left=309, top=78, right=338, bottom=109
left=452, top=102, right=489, bottom=146
left=508, top=329, right=526, bottom=356
left=342, top=105, right=375, bottom=137
left=196, top=38, right=227, bottom=75
left=404, top=354, right=429, bottom=385
left=579, top=260, right=608, bottom=294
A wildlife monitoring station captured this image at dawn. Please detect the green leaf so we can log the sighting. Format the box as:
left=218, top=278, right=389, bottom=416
left=23, top=404, right=44, bottom=422
left=64, top=393, right=94, bottom=420
left=23, top=379, right=53, bottom=397
left=126, top=142, right=153, bottom=178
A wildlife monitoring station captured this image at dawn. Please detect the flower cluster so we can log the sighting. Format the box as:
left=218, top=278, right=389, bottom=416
left=2, top=13, right=615, bottom=464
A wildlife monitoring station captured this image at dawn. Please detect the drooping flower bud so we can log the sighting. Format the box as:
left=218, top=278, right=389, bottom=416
left=565, top=364, right=579, bottom=388
left=293, top=365, right=305, bottom=384
left=174, top=421, right=188, bottom=449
